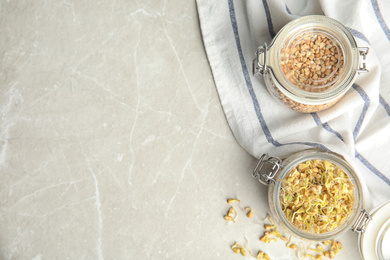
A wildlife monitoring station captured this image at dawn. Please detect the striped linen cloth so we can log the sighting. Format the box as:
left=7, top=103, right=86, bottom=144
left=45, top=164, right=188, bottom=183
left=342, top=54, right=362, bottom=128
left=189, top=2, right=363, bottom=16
left=196, top=0, right=390, bottom=211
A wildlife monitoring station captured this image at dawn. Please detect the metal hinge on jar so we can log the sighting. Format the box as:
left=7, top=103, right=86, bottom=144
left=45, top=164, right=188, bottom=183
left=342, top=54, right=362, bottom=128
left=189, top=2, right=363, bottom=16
left=358, top=47, right=369, bottom=74
left=351, top=209, right=372, bottom=233
left=253, top=43, right=268, bottom=75
left=252, top=154, right=281, bottom=185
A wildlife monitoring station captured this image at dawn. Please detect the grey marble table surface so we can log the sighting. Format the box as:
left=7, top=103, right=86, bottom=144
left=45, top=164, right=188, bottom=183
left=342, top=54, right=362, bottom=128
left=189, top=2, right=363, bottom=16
left=0, top=1, right=362, bottom=259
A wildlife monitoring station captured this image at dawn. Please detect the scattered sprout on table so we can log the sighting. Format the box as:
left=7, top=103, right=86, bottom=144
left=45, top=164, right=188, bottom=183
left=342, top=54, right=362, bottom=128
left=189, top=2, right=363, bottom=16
left=244, top=206, right=254, bottom=218
left=223, top=197, right=344, bottom=259
left=224, top=206, right=237, bottom=223
left=256, top=250, right=271, bottom=260
left=231, top=242, right=247, bottom=256
left=227, top=198, right=240, bottom=204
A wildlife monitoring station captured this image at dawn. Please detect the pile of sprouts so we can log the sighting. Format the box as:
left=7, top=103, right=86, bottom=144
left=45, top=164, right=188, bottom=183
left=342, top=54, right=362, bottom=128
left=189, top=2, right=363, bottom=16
left=280, top=159, right=355, bottom=234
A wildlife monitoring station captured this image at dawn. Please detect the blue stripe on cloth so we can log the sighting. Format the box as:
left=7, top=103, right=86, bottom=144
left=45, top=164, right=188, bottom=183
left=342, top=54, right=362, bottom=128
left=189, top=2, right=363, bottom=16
left=370, top=0, right=390, bottom=41
left=356, top=151, right=390, bottom=186
left=261, top=0, right=276, bottom=38
left=285, top=5, right=291, bottom=15
left=227, top=0, right=329, bottom=152
left=311, top=113, right=344, bottom=142
left=228, top=0, right=279, bottom=146
left=312, top=112, right=390, bottom=186
left=352, top=84, right=370, bottom=140
left=379, top=95, right=390, bottom=116
left=347, top=27, right=370, bottom=44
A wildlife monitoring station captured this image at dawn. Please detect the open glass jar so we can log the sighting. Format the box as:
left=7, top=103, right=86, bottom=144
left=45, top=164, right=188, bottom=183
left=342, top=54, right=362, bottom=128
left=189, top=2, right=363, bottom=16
left=253, top=15, right=369, bottom=113
left=252, top=149, right=390, bottom=260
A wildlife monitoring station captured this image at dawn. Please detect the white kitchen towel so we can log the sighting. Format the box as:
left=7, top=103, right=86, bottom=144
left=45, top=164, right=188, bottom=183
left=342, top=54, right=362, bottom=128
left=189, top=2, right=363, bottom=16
left=196, top=0, right=390, bottom=209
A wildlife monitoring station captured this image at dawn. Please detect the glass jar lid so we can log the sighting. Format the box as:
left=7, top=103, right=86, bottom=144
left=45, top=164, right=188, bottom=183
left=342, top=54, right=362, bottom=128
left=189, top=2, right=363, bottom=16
left=358, top=201, right=390, bottom=260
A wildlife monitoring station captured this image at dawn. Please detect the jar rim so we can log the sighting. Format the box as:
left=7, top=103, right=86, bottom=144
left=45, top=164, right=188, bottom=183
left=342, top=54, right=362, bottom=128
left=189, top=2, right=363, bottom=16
left=267, top=15, right=359, bottom=105
left=269, top=149, right=363, bottom=241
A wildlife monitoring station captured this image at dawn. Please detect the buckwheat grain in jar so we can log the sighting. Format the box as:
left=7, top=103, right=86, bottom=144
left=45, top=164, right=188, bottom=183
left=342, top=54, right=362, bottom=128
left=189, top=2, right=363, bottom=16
left=253, top=15, right=369, bottom=113
left=252, top=149, right=390, bottom=260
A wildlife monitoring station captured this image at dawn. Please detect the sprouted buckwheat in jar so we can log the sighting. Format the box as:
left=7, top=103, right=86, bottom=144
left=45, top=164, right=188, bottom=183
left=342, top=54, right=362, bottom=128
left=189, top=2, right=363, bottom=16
left=279, top=159, right=355, bottom=234
left=252, top=149, right=363, bottom=241
left=252, top=149, right=390, bottom=259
